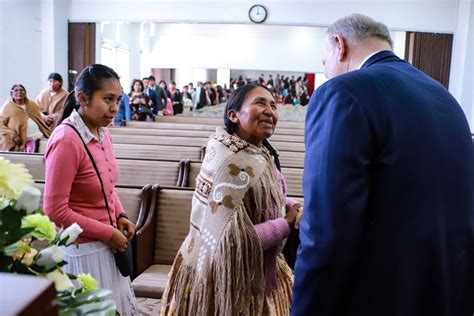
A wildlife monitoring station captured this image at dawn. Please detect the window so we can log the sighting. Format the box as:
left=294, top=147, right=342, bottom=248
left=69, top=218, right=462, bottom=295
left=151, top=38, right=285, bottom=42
left=100, top=45, right=130, bottom=90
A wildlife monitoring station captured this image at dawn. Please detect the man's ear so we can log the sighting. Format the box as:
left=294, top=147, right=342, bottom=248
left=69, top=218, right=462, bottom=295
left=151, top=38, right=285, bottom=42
left=76, top=91, right=88, bottom=107
left=227, top=109, right=239, bottom=124
left=334, top=35, right=348, bottom=62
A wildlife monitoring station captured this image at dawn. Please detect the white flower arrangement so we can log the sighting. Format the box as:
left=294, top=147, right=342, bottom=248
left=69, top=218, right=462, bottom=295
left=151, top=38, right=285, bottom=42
left=0, top=158, right=116, bottom=315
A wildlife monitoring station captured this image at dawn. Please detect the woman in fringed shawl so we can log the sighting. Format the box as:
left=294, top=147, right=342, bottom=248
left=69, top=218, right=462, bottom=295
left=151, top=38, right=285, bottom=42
left=0, top=84, right=51, bottom=152
left=161, top=84, right=303, bottom=315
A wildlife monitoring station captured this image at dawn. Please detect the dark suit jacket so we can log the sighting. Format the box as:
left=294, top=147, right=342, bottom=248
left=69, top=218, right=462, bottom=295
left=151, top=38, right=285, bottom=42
left=145, top=88, right=158, bottom=112
left=292, top=51, right=474, bottom=316
left=197, top=88, right=207, bottom=109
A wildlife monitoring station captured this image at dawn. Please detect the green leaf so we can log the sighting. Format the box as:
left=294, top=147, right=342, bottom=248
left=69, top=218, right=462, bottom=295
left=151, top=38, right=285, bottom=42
left=1, top=206, right=22, bottom=232
left=60, top=289, right=113, bottom=307
left=59, top=299, right=116, bottom=316
left=66, top=273, right=77, bottom=280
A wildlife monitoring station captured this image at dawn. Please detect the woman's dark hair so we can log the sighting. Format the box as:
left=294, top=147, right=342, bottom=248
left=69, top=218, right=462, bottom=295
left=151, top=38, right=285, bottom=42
left=60, top=64, right=120, bottom=123
left=130, top=79, right=144, bottom=93
left=10, top=84, right=28, bottom=103
left=48, top=72, right=63, bottom=84
left=159, top=80, right=168, bottom=90
left=224, top=84, right=281, bottom=170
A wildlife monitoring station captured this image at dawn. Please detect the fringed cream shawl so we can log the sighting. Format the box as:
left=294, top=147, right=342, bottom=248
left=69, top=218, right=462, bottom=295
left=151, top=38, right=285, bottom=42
left=161, top=128, right=290, bottom=315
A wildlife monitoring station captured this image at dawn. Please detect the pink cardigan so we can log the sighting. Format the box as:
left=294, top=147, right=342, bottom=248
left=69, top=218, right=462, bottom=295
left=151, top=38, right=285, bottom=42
left=253, top=166, right=300, bottom=292
left=44, top=125, right=126, bottom=244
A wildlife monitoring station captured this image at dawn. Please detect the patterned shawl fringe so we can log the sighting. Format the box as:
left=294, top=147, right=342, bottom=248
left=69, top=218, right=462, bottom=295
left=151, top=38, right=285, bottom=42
left=161, top=154, right=288, bottom=315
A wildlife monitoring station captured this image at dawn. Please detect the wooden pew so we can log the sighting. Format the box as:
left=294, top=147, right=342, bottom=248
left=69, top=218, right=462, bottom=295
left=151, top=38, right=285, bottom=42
left=110, top=127, right=304, bottom=143
left=125, top=121, right=305, bottom=136
left=151, top=116, right=304, bottom=129
left=133, top=187, right=194, bottom=298
left=182, top=161, right=303, bottom=197
left=110, top=134, right=306, bottom=152
left=37, top=140, right=205, bottom=161
left=0, top=152, right=183, bottom=187
left=37, top=141, right=304, bottom=168
left=33, top=182, right=152, bottom=231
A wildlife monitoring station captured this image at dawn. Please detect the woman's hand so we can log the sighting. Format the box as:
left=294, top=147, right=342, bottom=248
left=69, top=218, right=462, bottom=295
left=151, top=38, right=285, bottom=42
left=107, top=228, right=128, bottom=253
left=294, top=205, right=304, bottom=229
left=285, top=203, right=301, bottom=229
left=117, top=217, right=135, bottom=241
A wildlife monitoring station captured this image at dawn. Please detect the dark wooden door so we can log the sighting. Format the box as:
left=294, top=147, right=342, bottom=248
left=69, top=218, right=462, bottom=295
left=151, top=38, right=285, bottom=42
left=405, top=32, right=453, bottom=89
left=68, top=23, right=96, bottom=91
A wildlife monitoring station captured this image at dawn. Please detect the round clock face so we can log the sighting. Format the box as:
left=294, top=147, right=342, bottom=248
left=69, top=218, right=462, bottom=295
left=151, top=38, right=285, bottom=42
left=249, top=5, right=267, bottom=23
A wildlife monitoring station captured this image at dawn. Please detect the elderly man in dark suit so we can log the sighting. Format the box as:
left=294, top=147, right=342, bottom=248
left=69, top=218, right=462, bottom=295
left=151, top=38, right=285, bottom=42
left=292, top=14, right=474, bottom=316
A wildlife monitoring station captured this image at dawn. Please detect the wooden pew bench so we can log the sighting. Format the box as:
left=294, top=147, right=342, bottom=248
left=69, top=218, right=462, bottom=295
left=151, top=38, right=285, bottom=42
left=110, top=134, right=306, bottom=152
left=151, top=116, right=304, bottom=130
left=110, top=127, right=304, bottom=143
left=0, top=152, right=183, bottom=188
left=132, top=187, right=194, bottom=298
left=125, top=120, right=305, bottom=136
left=33, top=181, right=153, bottom=232
left=37, top=140, right=205, bottom=161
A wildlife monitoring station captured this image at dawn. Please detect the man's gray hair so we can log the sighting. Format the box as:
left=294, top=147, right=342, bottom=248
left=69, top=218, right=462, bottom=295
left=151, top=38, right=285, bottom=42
left=327, top=14, right=393, bottom=48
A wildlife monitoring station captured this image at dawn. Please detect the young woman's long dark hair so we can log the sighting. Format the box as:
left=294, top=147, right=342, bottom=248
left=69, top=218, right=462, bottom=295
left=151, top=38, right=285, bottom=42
left=59, top=64, right=120, bottom=123
left=224, top=83, right=281, bottom=171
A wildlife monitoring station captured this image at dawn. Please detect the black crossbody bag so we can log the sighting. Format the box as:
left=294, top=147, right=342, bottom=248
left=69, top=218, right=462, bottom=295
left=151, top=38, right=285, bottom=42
left=64, top=123, right=133, bottom=277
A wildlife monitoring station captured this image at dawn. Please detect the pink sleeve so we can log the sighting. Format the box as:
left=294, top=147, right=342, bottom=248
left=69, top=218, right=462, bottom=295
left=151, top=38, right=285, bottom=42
left=254, top=218, right=290, bottom=251
left=286, top=197, right=302, bottom=212
left=44, top=134, right=114, bottom=242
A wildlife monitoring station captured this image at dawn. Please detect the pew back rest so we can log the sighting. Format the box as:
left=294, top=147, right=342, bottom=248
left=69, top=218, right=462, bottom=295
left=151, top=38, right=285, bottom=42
left=125, top=121, right=305, bottom=136
left=153, top=188, right=194, bottom=265
left=112, top=143, right=204, bottom=161
left=276, top=151, right=305, bottom=169
left=152, top=116, right=304, bottom=130
left=111, top=134, right=305, bottom=152
left=110, top=127, right=304, bottom=143
left=33, top=182, right=150, bottom=225
left=115, top=159, right=181, bottom=187
left=0, top=152, right=182, bottom=188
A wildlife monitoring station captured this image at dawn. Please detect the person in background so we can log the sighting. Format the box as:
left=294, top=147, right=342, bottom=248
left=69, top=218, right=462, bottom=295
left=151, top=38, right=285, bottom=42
left=143, top=77, right=158, bottom=115
left=159, top=80, right=172, bottom=99
left=114, top=89, right=131, bottom=126
left=129, top=79, right=154, bottom=121
left=44, top=64, right=138, bottom=315
left=161, top=84, right=302, bottom=315
left=149, top=76, right=167, bottom=116
left=169, top=81, right=183, bottom=115
left=292, top=14, right=474, bottom=316
left=0, top=84, right=51, bottom=152
left=36, top=72, right=68, bottom=130
left=182, top=85, right=192, bottom=112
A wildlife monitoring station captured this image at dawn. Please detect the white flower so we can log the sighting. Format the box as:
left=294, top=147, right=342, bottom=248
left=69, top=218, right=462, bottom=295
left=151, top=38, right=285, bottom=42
left=36, top=246, right=64, bottom=270
left=15, top=186, right=41, bottom=214
left=60, top=223, right=83, bottom=245
left=0, top=157, right=33, bottom=199
left=46, top=269, right=74, bottom=292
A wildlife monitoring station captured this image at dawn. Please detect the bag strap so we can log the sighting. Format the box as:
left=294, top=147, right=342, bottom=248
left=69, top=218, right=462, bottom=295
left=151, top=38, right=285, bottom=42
left=63, top=123, right=115, bottom=227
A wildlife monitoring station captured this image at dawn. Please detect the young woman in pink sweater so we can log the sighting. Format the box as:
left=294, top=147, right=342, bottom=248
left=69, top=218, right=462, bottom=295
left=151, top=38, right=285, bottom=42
left=43, top=64, right=137, bottom=315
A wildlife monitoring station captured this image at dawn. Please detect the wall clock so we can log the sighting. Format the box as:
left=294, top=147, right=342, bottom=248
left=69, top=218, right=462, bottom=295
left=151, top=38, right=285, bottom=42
left=249, top=5, right=267, bottom=23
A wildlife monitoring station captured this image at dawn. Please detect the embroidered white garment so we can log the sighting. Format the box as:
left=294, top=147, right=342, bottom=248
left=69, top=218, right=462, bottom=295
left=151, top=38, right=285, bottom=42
left=65, top=110, right=106, bottom=144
